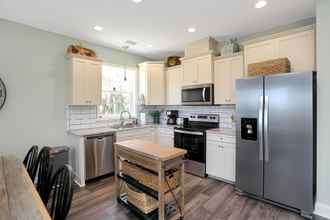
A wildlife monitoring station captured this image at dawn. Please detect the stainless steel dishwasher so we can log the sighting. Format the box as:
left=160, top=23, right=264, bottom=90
left=85, top=134, right=114, bottom=181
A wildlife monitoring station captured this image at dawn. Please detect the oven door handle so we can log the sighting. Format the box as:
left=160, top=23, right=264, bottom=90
left=174, top=129, right=204, bottom=136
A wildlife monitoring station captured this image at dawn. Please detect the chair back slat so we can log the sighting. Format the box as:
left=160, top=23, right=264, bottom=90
left=23, top=145, right=39, bottom=178
left=33, top=147, right=53, bottom=204
left=48, top=165, right=74, bottom=220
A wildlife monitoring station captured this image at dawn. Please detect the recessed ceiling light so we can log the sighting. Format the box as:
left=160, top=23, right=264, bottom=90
left=188, top=27, right=196, bottom=33
left=94, top=26, right=103, bottom=31
left=147, top=44, right=153, bottom=48
left=255, top=0, right=267, bottom=9
left=132, top=0, right=143, bottom=3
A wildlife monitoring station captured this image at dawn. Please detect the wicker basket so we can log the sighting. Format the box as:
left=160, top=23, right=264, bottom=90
left=248, top=58, right=291, bottom=76
left=126, top=184, right=158, bottom=214
left=122, top=161, right=179, bottom=192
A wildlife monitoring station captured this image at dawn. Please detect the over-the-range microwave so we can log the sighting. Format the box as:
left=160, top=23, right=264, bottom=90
left=181, top=84, right=214, bottom=105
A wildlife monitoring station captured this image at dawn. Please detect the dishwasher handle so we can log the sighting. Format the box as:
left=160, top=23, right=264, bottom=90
left=86, top=134, right=114, bottom=140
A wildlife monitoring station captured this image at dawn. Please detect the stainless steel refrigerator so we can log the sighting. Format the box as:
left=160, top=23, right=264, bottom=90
left=235, top=72, right=316, bottom=217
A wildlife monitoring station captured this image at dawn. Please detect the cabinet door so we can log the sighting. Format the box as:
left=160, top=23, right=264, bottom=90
left=158, top=134, right=174, bottom=147
left=223, top=143, right=236, bottom=182
left=276, top=30, right=315, bottom=72
left=166, top=67, right=183, bottom=105
left=139, top=64, right=148, bottom=104
left=214, top=59, right=231, bottom=104
left=206, top=141, right=224, bottom=178
left=244, top=40, right=277, bottom=74
left=148, top=64, right=165, bottom=105
left=182, top=59, right=198, bottom=85
left=86, top=61, right=102, bottom=105
left=72, top=59, right=87, bottom=105
left=197, top=56, right=213, bottom=84
left=214, top=56, right=243, bottom=104
left=230, top=56, right=244, bottom=103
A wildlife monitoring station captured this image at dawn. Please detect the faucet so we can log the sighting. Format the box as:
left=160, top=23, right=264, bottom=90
left=120, top=110, right=132, bottom=126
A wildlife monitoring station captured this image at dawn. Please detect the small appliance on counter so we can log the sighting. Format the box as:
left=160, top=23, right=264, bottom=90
left=166, top=110, right=178, bottom=125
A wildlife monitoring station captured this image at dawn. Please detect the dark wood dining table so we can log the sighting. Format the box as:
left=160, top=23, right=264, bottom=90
left=0, top=155, right=51, bottom=220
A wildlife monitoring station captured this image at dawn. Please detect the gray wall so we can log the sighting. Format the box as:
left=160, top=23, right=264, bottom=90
left=316, top=0, right=330, bottom=216
left=0, top=19, right=147, bottom=158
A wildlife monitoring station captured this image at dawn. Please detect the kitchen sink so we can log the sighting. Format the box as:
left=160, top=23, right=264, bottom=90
left=109, top=124, right=136, bottom=130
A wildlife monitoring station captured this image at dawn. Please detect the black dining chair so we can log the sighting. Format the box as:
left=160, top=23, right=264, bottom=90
left=23, top=145, right=39, bottom=178
left=46, top=164, right=74, bottom=220
left=33, top=147, right=53, bottom=204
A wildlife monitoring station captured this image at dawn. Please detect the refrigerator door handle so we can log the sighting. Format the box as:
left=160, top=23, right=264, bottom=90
left=258, top=96, right=264, bottom=161
left=264, top=96, right=270, bottom=162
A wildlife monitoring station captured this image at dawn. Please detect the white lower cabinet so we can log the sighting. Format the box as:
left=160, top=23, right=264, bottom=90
left=116, top=128, right=156, bottom=142
left=206, top=134, right=236, bottom=183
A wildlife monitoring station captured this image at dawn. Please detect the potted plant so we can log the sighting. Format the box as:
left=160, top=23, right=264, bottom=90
left=149, top=111, right=161, bottom=124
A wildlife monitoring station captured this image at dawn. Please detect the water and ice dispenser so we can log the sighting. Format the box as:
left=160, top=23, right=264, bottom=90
left=241, top=118, right=258, bottom=141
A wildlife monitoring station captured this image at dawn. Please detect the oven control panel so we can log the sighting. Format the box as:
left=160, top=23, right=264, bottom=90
left=189, top=114, right=219, bottom=123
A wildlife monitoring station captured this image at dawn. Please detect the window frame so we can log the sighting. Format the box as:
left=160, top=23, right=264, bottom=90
left=98, top=63, right=138, bottom=120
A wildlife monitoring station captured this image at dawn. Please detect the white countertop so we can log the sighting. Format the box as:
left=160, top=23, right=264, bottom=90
left=68, top=124, right=175, bottom=137
left=207, top=128, right=236, bottom=136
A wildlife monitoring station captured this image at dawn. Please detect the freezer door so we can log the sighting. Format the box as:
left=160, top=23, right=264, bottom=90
left=236, top=76, right=264, bottom=197
left=263, top=72, right=315, bottom=213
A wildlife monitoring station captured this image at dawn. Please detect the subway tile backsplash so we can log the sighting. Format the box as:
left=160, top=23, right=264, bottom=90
left=139, top=105, right=236, bottom=129
left=67, top=105, right=236, bottom=130
left=66, top=106, right=102, bottom=130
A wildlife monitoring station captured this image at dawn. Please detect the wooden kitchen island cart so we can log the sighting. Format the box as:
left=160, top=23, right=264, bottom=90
left=114, top=140, right=187, bottom=220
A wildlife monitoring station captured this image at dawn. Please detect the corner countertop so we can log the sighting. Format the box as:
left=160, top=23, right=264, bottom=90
left=67, top=124, right=176, bottom=137
left=207, top=128, right=236, bottom=136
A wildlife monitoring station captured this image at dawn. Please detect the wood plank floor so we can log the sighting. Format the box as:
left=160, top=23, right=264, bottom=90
left=67, top=174, right=307, bottom=220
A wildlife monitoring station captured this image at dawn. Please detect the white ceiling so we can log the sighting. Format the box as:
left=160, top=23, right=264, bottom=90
left=0, top=0, right=315, bottom=60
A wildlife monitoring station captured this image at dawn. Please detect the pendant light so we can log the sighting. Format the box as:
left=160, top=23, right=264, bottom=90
left=122, top=45, right=129, bottom=81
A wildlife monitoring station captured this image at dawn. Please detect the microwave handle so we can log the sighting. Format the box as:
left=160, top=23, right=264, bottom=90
left=202, top=88, right=206, bottom=102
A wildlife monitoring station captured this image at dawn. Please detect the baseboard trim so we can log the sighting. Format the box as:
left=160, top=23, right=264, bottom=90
left=315, top=202, right=330, bottom=219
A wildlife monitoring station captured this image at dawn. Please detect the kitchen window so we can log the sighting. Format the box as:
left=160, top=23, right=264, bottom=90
left=99, top=64, right=137, bottom=118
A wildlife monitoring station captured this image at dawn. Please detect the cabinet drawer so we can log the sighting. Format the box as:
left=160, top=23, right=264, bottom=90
left=207, top=133, right=236, bottom=144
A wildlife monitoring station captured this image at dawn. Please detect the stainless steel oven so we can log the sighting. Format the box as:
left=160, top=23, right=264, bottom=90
left=174, top=128, right=206, bottom=177
left=181, top=84, right=214, bottom=105
left=174, top=114, right=219, bottom=177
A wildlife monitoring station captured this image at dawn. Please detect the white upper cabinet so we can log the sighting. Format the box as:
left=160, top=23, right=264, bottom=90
left=214, top=55, right=244, bottom=104
left=166, top=66, right=183, bottom=105
left=276, top=30, right=315, bottom=72
left=70, top=55, right=102, bottom=106
left=244, top=29, right=316, bottom=74
left=182, top=59, right=198, bottom=85
left=244, top=40, right=277, bottom=73
left=182, top=54, right=213, bottom=86
left=139, top=62, right=165, bottom=105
